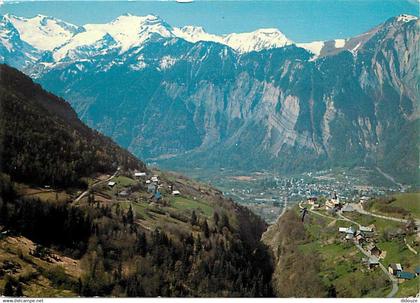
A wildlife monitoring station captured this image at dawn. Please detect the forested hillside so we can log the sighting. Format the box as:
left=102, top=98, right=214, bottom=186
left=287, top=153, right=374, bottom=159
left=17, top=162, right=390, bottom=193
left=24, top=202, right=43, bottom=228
left=0, top=64, right=143, bottom=187
left=0, top=64, right=273, bottom=297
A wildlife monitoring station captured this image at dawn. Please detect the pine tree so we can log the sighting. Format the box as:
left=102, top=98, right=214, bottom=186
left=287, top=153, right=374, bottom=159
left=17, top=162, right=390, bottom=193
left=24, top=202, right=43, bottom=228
left=127, top=205, right=134, bottom=225
left=202, top=219, right=210, bottom=238
left=213, top=212, right=219, bottom=226
left=191, top=211, right=197, bottom=226
left=194, top=234, right=202, bottom=254
left=221, top=213, right=230, bottom=229
left=136, top=232, right=147, bottom=256
left=3, top=277, right=14, bottom=296
left=15, top=283, right=23, bottom=297
left=0, top=201, right=8, bottom=225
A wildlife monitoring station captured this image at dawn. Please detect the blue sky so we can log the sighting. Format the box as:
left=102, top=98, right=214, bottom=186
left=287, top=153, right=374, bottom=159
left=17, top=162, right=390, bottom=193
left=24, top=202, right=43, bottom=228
left=1, top=1, right=418, bottom=42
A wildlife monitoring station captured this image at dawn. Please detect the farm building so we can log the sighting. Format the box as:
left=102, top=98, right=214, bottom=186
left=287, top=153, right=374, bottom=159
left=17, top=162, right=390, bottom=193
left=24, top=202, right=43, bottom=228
left=355, top=233, right=365, bottom=245
left=367, top=257, right=379, bottom=269
left=345, top=234, right=354, bottom=241
left=360, top=226, right=374, bottom=233
left=339, top=226, right=356, bottom=235
left=154, top=191, right=162, bottom=201
left=366, top=243, right=382, bottom=257
left=108, top=181, right=116, bottom=187
left=307, top=197, right=318, bottom=205
left=396, top=271, right=416, bottom=281
left=118, top=190, right=129, bottom=197
left=147, top=184, right=156, bottom=193
left=388, top=263, right=403, bottom=275
left=326, top=198, right=342, bottom=210
left=341, top=204, right=354, bottom=212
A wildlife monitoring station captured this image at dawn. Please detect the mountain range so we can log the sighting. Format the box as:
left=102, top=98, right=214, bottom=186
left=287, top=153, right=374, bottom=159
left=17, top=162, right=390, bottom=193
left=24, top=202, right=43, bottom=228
left=0, top=13, right=418, bottom=184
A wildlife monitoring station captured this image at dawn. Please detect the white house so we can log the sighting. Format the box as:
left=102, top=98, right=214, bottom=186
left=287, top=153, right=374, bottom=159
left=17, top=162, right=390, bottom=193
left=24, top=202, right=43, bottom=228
left=134, top=172, right=147, bottom=178
left=339, top=227, right=355, bottom=234
left=360, top=226, right=374, bottom=233
left=388, top=263, right=403, bottom=275
left=172, top=190, right=181, bottom=196
left=108, top=181, right=116, bottom=187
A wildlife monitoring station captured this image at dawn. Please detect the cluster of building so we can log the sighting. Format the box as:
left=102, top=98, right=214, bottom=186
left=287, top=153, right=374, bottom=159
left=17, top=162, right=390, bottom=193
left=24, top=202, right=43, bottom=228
left=306, top=194, right=348, bottom=211
left=388, top=263, right=420, bottom=282
left=338, top=224, right=420, bottom=281
left=338, top=225, right=376, bottom=245
left=107, top=171, right=181, bottom=202
left=213, top=167, right=396, bottom=223
left=306, top=194, right=370, bottom=214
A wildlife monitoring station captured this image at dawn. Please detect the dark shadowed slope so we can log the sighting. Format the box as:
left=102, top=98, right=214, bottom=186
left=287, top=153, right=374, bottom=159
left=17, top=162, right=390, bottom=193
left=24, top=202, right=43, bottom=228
left=0, top=64, right=144, bottom=186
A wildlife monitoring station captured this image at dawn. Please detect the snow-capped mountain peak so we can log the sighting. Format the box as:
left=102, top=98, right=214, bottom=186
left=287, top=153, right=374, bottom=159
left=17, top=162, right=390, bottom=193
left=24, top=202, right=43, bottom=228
left=4, top=14, right=84, bottom=51
left=173, top=25, right=292, bottom=52
left=173, top=25, right=224, bottom=44
left=3, top=13, right=414, bottom=66
left=396, top=14, right=417, bottom=23
left=84, top=14, right=174, bottom=52
left=1, top=13, right=296, bottom=62
left=223, top=28, right=292, bottom=53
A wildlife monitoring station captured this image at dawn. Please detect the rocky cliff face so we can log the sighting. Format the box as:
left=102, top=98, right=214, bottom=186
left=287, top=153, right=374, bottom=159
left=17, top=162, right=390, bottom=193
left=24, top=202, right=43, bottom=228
left=1, top=15, right=418, bottom=183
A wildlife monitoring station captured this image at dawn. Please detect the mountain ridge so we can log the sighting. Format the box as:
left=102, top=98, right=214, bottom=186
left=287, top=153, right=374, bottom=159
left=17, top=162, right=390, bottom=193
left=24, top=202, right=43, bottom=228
left=0, top=14, right=418, bottom=185
left=3, top=13, right=417, bottom=67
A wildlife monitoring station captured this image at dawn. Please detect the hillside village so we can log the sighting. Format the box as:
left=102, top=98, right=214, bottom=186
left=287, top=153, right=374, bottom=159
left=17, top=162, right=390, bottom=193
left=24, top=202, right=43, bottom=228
left=0, top=165, right=273, bottom=297
left=197, top=167, right=406, bottom=223
left=298, top=192, right=420, bottom=297
left=3, top=160, right=418, bottom=298
left=96, top=169, right=420, bottom=297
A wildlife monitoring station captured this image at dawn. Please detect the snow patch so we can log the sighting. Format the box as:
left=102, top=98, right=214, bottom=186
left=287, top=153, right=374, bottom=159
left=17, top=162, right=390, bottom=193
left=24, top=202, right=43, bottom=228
left=130, top=61, right=147, bottom=71
left=159, top=55, right=177, bottom=70
left=396, top=14, right=417, bottom=23
left=297, top=41, right=324, bottom=57
left=335, top=39, right=346, bottom=48
left=52, top=30, right=111, bottom=61
left=129, top=54, right=148, bottom=70
left=351, top=42, right=362, bottom=55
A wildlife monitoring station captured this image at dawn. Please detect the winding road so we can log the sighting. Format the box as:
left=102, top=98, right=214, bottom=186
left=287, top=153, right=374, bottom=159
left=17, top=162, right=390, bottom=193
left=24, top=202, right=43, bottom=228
left=352, top=241, right=399, bottom=298
left=278, top=198, right=289, bottom=218
left=352, top=202, right=420, bottom=228
left=298, top=201, right=339, bottom=221
left=338, top=210, right=399, bottom=298
left=74, top=170, right=119, bottom=203
left=298, top=200, right=400, bottom=298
